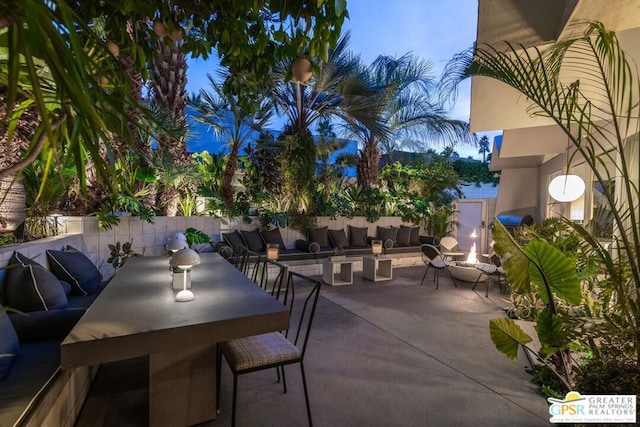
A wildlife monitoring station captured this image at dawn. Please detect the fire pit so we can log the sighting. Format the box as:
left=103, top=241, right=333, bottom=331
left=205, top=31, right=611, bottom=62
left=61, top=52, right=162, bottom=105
left=449, top=263, right=487, bottom=283
left=447, top=239, right=488, bottom=283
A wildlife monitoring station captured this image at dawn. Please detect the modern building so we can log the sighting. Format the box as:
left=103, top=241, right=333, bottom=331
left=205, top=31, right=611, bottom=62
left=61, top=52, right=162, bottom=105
left=470, top=0, right=640, bottom=237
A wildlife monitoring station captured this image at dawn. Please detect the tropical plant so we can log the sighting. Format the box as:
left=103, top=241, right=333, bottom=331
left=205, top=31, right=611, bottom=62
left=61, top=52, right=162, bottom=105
left=190, top=75, right=271, bottom=211
left=268, top=32, right=387, bottom=211
left=107, top=239, right=142, bottom=269
left=184, top=227, right=211, bottom=247
left=453, top=22, right=640, bottom=374
left=348, top=53, right=475, bottom=190
left=2, top=0, right=348, bottom=230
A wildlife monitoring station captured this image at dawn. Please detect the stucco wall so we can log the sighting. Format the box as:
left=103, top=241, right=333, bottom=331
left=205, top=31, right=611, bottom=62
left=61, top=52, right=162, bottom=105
left=494, top=168, right=539, bottom=221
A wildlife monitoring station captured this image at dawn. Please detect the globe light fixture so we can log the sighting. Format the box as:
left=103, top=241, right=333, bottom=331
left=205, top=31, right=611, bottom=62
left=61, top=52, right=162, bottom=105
left=548, top=174, right=585, bottom=202
left=169, top=248, right=201, bottom=302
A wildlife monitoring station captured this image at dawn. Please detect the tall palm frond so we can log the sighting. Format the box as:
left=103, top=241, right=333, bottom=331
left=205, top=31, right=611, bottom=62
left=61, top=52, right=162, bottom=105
left=268, top=32, right=387, bottom=138
left=447, top=21, right=640, bottom=359
left=349, top=52, right=475, bottom=189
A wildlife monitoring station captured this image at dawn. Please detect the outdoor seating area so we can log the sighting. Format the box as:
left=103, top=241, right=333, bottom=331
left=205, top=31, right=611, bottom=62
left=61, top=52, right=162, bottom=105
left=73, top=265, right=549, bottom=427
left=3, top=1, right=640, bottom=426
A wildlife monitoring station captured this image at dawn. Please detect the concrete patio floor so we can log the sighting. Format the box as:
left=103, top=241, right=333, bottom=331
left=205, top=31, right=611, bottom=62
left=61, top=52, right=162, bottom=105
left=75, top=265, right=551, bottom=426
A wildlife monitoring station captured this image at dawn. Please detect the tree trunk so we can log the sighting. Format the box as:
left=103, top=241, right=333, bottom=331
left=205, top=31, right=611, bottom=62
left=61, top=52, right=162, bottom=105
left=0, top=175, right=26, bottom=233
left=357, top=136, right=381, bottom=190
left=152, top=37, right=189, bottom=216
left=222, top=147, right=239, bottom=211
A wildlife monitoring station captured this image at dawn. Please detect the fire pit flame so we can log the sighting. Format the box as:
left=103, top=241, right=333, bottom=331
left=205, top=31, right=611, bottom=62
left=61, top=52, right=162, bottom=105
left=466, top=241, right=478, bottom=264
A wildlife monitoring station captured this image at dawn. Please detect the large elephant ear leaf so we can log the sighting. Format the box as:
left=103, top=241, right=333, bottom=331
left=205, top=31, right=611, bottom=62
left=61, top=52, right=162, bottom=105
left=489, top=318, right=533, bottom=360
left=492, top=220, right=530, bottom=293
left=524, top=240, right=581, bottom=306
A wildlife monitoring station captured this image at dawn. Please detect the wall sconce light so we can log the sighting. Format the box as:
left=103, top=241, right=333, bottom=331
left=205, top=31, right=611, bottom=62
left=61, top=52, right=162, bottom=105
left=170, top=248, right=200, bottom=302
left=266, top=243, right=279, bottom=261
left=548, top=174, right=585, bottom=202
left=372, top=240, right=383, bottom=257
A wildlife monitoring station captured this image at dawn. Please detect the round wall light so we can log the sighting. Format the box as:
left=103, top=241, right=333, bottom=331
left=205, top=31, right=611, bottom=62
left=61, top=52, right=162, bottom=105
left=548, top=174, right=585, bottom=202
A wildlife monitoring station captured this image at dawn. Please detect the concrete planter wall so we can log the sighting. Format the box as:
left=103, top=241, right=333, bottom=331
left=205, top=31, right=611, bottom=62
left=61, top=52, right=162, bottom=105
left=0, top=216, right=422, bottom=280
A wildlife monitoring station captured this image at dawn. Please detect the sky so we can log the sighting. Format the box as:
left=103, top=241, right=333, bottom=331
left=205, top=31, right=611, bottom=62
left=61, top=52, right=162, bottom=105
left=186, top=0, right=498, bottom=160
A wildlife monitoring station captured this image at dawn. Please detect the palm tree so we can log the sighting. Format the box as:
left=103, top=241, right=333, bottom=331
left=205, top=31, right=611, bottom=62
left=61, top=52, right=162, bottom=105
left=351, top=53, right=475, bottom=190
left=268, top=32, right=387, bottom=211
left=478, top=135, right=490, bottom=162
left=190, top=74, right=271, bottom=212
left=149, top=34, right=190, bottom=216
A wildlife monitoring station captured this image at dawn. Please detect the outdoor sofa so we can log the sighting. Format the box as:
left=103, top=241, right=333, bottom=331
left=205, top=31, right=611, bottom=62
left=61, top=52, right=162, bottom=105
left=220, top=224, right=440, bottom=261
left=0, top=247, right=107, bottom=426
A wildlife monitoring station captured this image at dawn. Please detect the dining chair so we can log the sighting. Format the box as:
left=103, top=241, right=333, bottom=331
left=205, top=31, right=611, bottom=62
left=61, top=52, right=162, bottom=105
left=217, top=270, right=322, bottom=427
left=259, top=258, right=288, bottom=296
left=420, top=244, right=457, bottom=289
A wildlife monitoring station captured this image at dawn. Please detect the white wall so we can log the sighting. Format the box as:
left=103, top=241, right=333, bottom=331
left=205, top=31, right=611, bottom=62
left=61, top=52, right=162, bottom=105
left=494, top=168, right=539, bottom=221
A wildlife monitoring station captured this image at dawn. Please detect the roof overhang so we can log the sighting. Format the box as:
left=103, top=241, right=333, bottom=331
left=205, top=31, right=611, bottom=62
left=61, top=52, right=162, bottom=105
left=471, top=0, right=640, bottom=133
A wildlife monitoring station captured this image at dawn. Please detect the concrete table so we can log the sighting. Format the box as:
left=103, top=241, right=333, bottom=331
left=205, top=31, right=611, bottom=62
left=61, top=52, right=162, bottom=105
left=363, top=256, right=393, bottom=281
left=61, top=253, right=289, bottom=427
left=322, top=257, right=356, bottom=286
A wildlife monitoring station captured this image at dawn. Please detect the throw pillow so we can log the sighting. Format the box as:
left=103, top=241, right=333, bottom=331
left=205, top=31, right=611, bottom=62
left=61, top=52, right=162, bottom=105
left=348, top=225, right=369, bottom=247
left=400, top=225, right=421, bottom=246
left=240, top=229, right=265, bottom=252
left=328, top=229, right=349, bottom=248
left=46, top=249, right=102, bottom=296
left=222, top=230, right=246, bottom=255
left=377, top=226, right=398, bottom=247
left=0, top=307, right=19, bottom=382
left=307, top=227, right=330, bottom=248
left=260, top=228, right=287, bottom=250
left=396, top=226, right=412, bottom=246
left=5, top=252, right=68, bottom=312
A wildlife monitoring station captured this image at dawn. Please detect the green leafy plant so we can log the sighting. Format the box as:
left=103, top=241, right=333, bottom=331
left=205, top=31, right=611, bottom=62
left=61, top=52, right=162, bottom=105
left=184, top=227, right=211, bottom=247
left=107, top=240, right=142, bottom=269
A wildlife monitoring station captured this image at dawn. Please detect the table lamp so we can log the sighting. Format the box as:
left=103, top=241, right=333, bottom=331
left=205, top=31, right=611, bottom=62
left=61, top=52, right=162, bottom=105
left=266, top=243, right=279, bottom=261
left=170, top=248, right=201, bottom=302
left=372, top=240, right=383, bottom=257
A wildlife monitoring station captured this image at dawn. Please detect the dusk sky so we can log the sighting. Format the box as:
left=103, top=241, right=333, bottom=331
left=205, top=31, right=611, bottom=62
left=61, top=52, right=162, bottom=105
left=186, top=0, right=497, bottom=159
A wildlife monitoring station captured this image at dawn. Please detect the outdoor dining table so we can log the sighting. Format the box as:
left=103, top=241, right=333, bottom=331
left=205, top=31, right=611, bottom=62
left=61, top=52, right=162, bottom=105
left=61, top=252, right=289, bottom=427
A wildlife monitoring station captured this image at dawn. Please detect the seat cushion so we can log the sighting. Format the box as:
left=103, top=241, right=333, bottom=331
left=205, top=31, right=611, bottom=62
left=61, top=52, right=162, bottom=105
left=328, top=229, right=349, bottom=248
left=307, top=226, right=330, bottom=249
left=240, top=229, right=265, bottom=252
left=348, top=225, right=368, bottom=247
left=46, top=249, right=102, bottom=296
left=5, top=252, right=67, bottom=312
left=260, top=228, right=286, bottom=250
left=222, top=332, right=301, bottom=372
left=0, top=307, right=19, bottom=382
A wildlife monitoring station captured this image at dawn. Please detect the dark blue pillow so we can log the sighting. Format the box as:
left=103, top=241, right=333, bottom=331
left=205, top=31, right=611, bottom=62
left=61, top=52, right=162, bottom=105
left=307, top=227, right=330, bottom=248
left=5, top=252, right=68, bottom=312
left=0, top=306, right=19, bottom=382
left=260, top=228, right=287, bottom=250
left=241, top=229, right=265, bottom=252
left=222, top=230, right=246, bottom=255
left=348, top=225, right=369, bottom=247
left=46, top=249, right=102, bottom=296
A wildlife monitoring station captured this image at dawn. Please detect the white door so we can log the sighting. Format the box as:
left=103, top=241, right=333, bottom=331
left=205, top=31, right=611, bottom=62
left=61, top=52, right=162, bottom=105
left=456, top=200, right=485, bottom=252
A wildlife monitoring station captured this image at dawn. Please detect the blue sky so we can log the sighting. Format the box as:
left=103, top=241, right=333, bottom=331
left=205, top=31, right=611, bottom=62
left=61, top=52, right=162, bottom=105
left=186, top=0, right=497, bottom=159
